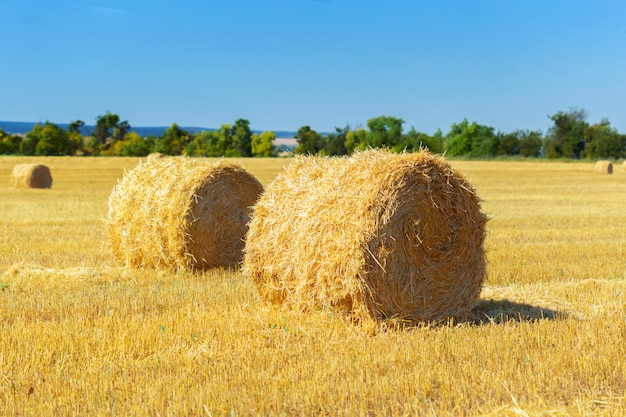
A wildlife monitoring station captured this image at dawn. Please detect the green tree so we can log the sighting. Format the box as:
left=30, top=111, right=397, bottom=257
left=497, top=131, right=520, bottom=156
left=187, top=129, right=230, bottom=157
left=186, top=130, right=226, bottom=156
left=322, top=126, right=349, bottom=156
left=0, top=128, right=21, bottom=154
left=251, top=131, right=276, bottom=157
left=216, top=124, right=235, bottom=156
left=83, top=136, right=99, bottom=155
left=185, top=132, right=207, bottom=156
left=545, top=109, right=588, bottom=159
left=432, top=129, right=445, bottom=154
left=397, top=127, right=441, bottom=153
left=68, top=120, right=84, bottom=134
left=294, top=126, right=324, bottom=154
left=231, top=119, right=253, bottom=157
left=518, top=130, right=543, bottom=157
left=120, top=132, right=151, bottom=156
left=445, top=119, right=497, bottom=158
left=582, top=119, right=625, bottom=159
left=190, top=125, right=236, bottom=157
left=67, top=120, right=85, bottom=155
left=365, top=115, right=404, bottom=149
left=153, top=123, right=190, bottom=155
left=24, top=122, right=74, bottom=156
left=445, top=119, right=472, bottom=156
left=20, top=133, right=37, bottom=155
left=67, top=131, right=84, bottom=155
left=113, top=120, right=131, bottom=142
left=93, top=112, right=120, bottom=150
left=345, top=127, right=368, bottom=154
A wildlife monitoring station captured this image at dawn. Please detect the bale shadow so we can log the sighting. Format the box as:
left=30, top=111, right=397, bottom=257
left=378, top=299, right=567, bottom=331
left=459, top=298, right=565, bottom=326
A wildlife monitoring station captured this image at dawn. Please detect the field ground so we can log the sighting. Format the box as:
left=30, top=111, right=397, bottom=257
left=1, top=156, right=625, bottom=416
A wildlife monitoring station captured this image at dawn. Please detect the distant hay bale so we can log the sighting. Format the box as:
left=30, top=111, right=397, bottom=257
left=147, top=152, right=166, bottom=160
left=107, top=157, right=264, bottom=271
left=243, top=149, right=488, bottom=323
left=11, top=163, right=53, bottom=189
left=622, top=161, right=626, bottom=172
left=594, top=160, right=613, bottom=174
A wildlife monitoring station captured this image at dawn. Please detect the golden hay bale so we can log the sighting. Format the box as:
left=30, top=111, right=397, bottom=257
left=243, top=149, right=488, bottom=323
left=11, top=163, right=53, bottom=189
left=594, top=160, right=613, bottom=174
left=107, top=157, right=264, bottom=271
left=622, top=161, right=626, bottom=172
left=147, top=152, right=166, bottom=160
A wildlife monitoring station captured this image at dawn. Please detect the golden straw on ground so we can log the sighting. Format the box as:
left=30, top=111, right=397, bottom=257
left=107, top=157, right=264, bottom=271
left=243, top=149, right=488, bottom=324
left=11, top=163, right=53, bottom=189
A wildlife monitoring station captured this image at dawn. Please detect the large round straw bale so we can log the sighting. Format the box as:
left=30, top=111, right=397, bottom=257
left=11, top=163, right=53, bottom=188
left=243, top=149, right=488, bottom=323
left=622, top=161, right=626, bottom=172
left=594, top=160, right=613, bottom=174
left=107, top=157, right=264, bottom=271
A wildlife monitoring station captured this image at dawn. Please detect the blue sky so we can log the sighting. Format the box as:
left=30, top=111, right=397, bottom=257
left=1, top=0, right=624, bottom=134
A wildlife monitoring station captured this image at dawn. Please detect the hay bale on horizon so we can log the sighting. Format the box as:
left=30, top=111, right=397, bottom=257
left=146, top=152, right=166, bottom=160
left=243, top=149, right=488, bottom=324
left=11, top=163, right=53, bottom=189
left=594, top=160, right=613, bottom=174
left=622, top=161, right=626, bottom=172
left=107, top=157, right=264, bottom=271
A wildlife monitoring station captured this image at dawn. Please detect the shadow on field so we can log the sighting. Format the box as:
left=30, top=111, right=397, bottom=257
left=461, top=298, right=564, bottom=325
left=379, top=299, right=567, bottom=331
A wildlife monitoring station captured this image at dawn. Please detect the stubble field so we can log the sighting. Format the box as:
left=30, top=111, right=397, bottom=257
left=1, top=155, right=625, bottom=416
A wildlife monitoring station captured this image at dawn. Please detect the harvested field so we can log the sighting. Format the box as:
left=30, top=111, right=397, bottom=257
left=0, top=156, right=625, bottom=416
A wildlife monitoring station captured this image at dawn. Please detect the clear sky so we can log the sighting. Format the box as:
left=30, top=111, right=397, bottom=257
left=1, top=0, right=625, bottom=134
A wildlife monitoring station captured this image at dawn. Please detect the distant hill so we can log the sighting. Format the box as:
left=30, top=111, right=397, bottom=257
left=0, top=120, right=298, bottom=139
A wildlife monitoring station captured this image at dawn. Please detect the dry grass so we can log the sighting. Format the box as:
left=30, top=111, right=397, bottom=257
left=107, top=157, right=263, bottom=271
left=1, top=156, right=625, bottom=416
left=244, top=149, right=487, bottom=323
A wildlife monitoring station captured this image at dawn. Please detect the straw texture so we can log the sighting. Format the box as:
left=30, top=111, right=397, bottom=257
left=243, top=149, right=488, bottom=323
left=594, top=161, right=613, bottom=174
left=107, top=157, right=264, bottom=271
left=11, top=164, right=53, bottom=189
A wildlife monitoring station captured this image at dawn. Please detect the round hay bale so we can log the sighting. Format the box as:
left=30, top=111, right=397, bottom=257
left=594, top=160, right=613, bottom=174
left=622, top=161, right=626, bottom=172
left=11, top=163, right=53, bottom=189
left=243, top=149, right=488, bottom=323
left=107, top=157, right=264, bottom=271
left=147, top=152, right=166, bottom=160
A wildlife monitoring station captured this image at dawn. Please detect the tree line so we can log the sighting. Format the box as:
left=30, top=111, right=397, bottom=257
left=0, top=112, right=277, bottom=158
left=1, top=109, right=624, bottom=159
